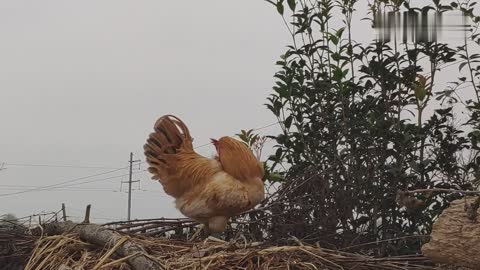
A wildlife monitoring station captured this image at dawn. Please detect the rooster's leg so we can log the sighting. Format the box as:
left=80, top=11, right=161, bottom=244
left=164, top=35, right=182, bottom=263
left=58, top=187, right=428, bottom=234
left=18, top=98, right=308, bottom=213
left=207, top=216, right=227, bottom=240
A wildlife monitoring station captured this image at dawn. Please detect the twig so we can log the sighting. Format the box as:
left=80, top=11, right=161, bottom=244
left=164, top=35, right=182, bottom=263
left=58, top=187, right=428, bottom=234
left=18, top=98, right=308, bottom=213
left=403, top=188, right=480, bottom=195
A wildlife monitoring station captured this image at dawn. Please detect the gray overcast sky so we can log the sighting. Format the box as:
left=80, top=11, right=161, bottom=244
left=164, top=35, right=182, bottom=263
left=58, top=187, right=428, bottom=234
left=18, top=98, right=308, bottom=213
left=0, top=0, right=472, bottom=223
left=0, top=0, right=289, bottom=222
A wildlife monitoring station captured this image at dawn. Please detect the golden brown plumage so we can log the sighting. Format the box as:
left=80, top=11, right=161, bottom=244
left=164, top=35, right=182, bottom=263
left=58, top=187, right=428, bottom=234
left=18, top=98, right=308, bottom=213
left=144, top=115, right=265, bottom=233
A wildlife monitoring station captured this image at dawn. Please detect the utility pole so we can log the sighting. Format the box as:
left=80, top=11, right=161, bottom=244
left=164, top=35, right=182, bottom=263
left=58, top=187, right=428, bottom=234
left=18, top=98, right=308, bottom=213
left=125, top=152, right=140, bottom=221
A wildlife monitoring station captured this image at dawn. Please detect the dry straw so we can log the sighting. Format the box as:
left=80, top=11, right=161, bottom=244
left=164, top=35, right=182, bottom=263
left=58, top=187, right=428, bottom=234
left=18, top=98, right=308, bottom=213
left=18, top=231, right=438, bottom=270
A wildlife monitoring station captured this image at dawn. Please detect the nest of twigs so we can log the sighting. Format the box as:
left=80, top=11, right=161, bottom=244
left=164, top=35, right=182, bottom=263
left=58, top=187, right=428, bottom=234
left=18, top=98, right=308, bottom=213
left=1, top=214, right=474, bottom=270
left=4, top=228, right=440, bottom=270
left=0, top=220, right=35, bottom=270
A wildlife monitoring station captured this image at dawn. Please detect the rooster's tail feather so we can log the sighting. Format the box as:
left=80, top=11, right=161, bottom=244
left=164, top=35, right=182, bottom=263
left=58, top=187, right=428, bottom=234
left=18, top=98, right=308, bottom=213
left=144, top=115, right=193, bottom=180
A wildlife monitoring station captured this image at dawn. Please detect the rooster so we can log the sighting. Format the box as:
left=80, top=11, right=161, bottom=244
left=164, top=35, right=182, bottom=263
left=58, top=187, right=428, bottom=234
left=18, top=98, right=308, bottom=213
left=144, top=115, right=265, bottom=235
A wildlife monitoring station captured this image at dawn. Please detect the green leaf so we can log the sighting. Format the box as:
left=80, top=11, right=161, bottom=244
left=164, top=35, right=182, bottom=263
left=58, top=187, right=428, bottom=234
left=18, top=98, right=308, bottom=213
left=264, top=0, right=276, bottom=6
left=276, top=0, right=284, bottom=15
left=268, top=172, right=285, bottom=183
left=330, top=35, right=339, bottom=45
left=336, top=27, right=345, bottom=38
left=284, top=115, right=293, bottom=129
left=238, top=133, right=248, bottom=142
left=414, top=84, right=427, bottom=101
left=333, top=67, right=344, bottom=81
left=275, top=148, right=283, bottom=161
left=287, top=0, right=296, bottom=11
left=331, top=52, right=341, bottom=62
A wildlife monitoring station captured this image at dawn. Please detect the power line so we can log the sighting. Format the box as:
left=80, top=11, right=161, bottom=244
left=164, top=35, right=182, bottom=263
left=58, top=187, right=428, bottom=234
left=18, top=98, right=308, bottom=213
left=0, top=174, right=126, bottom=196
left=3, top=163, right=124, bottom=170
left=0, top=189, right=119, bottom=192
left=251, top=121, right=282, bottom=131
left=0, top=167, right=128, bottom=197
left=0, top=184, right=114, bottom=189
left=36, top=170, right=147, bottom=190
left=0, top=170, right=149, bottom=197
left=0, top=187, right=120, bottom=192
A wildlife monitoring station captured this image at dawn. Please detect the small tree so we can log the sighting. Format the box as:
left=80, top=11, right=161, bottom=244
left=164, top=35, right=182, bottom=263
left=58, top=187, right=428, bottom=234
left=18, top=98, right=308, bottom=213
left=256, top=0, right=480, bottom=256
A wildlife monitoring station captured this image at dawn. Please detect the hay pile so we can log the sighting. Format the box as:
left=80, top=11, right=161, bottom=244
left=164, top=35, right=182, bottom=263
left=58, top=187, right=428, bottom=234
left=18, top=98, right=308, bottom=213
left=5, top=223, right=439, bottom=270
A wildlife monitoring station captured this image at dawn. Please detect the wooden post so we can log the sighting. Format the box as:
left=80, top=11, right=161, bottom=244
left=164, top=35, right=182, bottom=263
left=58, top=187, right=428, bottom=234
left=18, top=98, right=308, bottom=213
left=61, top=203, right=67, bottom=222
left=83, top=204, right=91, bottom=224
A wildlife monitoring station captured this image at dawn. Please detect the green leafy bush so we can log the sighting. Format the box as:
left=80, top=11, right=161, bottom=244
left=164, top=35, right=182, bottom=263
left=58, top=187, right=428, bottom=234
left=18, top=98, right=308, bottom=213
left=255, top=0, right=480, bottom=256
